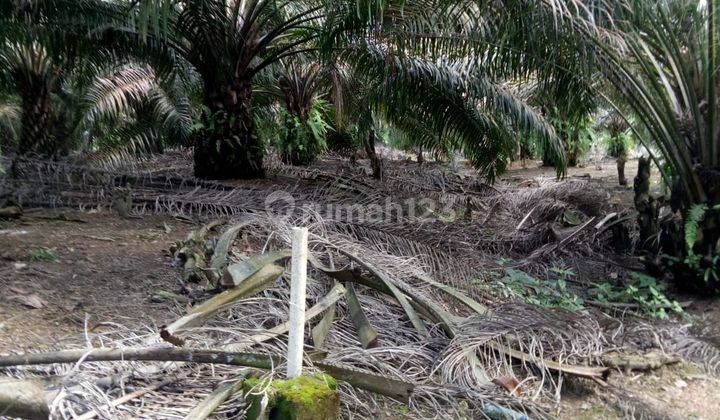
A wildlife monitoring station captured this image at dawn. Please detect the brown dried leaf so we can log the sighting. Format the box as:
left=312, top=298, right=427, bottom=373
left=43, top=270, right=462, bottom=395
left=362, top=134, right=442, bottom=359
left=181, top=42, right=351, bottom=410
left=492, top=376, right=522, bottom=396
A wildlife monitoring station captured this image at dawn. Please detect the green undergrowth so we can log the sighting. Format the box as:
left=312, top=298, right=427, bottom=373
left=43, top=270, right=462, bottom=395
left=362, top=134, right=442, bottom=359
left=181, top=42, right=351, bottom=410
left=489, top=264, right=585, bottom=311
left=27, top=248, right=59, bottom=262
left=487, top=262, right=684, bottom=320
left=592, top=272, right=684, bottom=320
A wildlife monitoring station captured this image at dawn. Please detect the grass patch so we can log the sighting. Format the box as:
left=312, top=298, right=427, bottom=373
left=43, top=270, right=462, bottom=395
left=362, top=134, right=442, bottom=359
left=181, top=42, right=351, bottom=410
left=28, top=248, right=60, bottom=262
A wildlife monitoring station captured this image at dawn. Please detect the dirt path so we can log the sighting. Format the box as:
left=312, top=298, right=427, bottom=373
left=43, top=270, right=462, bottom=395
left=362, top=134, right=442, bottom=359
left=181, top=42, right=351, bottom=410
left=0, top=210, right=187, bottom=351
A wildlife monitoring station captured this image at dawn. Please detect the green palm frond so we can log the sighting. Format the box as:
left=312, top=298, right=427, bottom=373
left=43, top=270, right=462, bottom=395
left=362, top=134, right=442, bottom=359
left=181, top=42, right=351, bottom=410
left=79, top=65, right=157, bottom=129
left=547, top=0, right=717, bottom=206
left=87, top=121, right=164, bottom=169
left=147, top=78, right=196, bottom=144
left=76, top=62, right=196, bottom=145
left=342, top=43, right=564, bottom=180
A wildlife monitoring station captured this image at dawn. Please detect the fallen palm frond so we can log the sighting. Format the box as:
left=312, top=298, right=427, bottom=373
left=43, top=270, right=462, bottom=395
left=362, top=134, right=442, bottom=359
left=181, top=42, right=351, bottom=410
left=204, top=213, right=611, bottom=396
left=438, top=304, right=607, bottom=393
left=345, top=283, right=379, bottom=349
left=669, top=324, right=720, bottom=376
left=183, top=371, right=253, bottom=420
left=311, top=290, right=338, bottom=349
left=162, top=263, right=284, bottom=340
left=223, top=250, right=292, bottom=287
left=224, top=282, right=347, bottom=351
left=75, top=377, right=176, bottom=420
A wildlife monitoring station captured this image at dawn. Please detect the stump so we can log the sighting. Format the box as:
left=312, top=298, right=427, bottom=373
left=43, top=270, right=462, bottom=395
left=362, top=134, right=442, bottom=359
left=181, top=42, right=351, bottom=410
left=243, top=374, right=339, bottom=420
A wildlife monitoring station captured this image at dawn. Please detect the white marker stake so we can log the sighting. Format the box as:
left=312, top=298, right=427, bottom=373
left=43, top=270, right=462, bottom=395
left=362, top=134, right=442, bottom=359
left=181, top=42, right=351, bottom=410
left=287, top=227, right=309, bottom=379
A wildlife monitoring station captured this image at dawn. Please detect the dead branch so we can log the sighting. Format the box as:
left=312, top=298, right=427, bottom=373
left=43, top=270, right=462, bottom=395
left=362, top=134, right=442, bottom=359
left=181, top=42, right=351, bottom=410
left=0, top=348, right=280, bottom=370
left=0, top=348, right=415, bottom=401
left=314, top=361, right=415, bottom=402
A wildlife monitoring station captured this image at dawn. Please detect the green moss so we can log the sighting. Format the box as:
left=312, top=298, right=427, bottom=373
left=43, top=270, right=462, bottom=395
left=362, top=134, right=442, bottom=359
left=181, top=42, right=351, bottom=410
left=243, top=374, right=339, bottom=420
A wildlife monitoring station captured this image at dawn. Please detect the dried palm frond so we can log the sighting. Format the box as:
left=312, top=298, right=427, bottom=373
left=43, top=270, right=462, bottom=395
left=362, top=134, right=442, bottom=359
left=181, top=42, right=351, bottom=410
left=670, top=324, right=720, bottom=376
left=0, top=100, right=21, bottom=146
left=437, top=304, right=605, bottom=396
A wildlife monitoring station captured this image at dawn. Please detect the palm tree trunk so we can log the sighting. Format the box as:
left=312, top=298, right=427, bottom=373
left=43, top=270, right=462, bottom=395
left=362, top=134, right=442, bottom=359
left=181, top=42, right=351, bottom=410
left=193, top=86, right=264, bottom=180
left=364, top=130, right=382, bottom=179
left=634, top=157, right=659, bottom=254
left=617, top=154, right=627, bottom=186
left=18, top=78, right=55, bottom=156
left=566, top=129, right=580, bottom=167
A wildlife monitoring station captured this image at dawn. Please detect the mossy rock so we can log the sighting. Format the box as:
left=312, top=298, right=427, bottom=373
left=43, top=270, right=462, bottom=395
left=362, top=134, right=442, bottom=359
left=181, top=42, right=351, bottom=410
left=243, top=374, right=339, bottom=420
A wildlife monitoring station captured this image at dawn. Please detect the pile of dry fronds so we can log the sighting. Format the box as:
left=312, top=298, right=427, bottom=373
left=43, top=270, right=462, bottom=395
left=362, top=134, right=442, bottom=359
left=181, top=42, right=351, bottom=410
left=1, top=153, right=717, bottom=419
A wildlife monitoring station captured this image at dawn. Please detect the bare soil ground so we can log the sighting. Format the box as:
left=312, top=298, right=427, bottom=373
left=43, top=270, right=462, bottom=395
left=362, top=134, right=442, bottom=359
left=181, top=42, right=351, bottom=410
left=0, top=212, right=187, bottom=351
left=1, top=157, right=718, bottom=419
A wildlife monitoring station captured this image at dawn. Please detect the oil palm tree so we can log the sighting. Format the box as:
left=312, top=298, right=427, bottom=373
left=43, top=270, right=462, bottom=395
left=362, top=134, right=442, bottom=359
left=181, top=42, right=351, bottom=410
left=0, top=0, right=133, bottom=157
left=600, top=111, right=631, bottom=185
left=0, top=36, right=194, bottom=165
left=4, top=0, right=588, bottom=183
left=550, top=0, right=720, bottom=287
left=120, top=0, right=586, bottom=180
left=117, top=0, right=328, bottom=179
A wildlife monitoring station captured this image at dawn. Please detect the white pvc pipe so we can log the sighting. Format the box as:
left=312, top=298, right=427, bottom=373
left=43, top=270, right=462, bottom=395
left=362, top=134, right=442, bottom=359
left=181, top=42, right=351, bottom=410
left=286, top=227, right=309, bottom=379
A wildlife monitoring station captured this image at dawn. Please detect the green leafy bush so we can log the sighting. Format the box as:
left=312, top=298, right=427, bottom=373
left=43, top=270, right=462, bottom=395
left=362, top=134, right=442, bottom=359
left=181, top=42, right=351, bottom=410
left=278, top=99, right=330, bottom=166
left=662, top=204, right=720, bottom=287
left=494, top=267, right=585, bottom=311
left=593, top=272, right=683, bottom=320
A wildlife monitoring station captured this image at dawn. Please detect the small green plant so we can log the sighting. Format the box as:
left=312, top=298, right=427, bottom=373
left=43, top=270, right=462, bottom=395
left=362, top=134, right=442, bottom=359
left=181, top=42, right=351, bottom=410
left=28, top=248, right=59, bottom=262
left=277, top=99, right=331, bottom=166
left=593, top=272, right=683, bottom=319
left=495, top=268, right=585, bottom=311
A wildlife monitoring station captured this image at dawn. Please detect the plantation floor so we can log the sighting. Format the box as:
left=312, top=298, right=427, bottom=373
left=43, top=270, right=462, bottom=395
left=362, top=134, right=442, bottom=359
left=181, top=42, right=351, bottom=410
left=0, top=211, right=187, bottom=350
left=1, top=157, right=718, bottom=419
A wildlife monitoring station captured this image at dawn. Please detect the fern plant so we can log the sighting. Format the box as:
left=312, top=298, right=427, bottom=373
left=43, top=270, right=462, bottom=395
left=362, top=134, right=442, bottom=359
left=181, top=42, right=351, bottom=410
left=671, top=204, right=719, bottom=286
left=684, top=204, right=709, bottom=259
